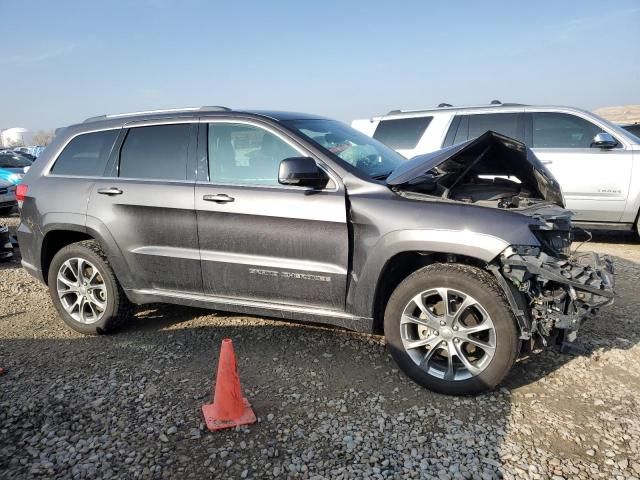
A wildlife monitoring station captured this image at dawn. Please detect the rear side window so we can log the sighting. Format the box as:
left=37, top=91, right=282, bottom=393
left=51, top=130, right=119, bottom=176
left=373, top=117, right=432, bottom=149
left=532, top=113, right=604, bottom=148
left=449, top=113, right=524, bottom=144
left=119, top=124, right=191, bottom=180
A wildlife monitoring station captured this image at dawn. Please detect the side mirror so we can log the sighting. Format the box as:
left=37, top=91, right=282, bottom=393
left=591, top=132, right=617, bottom=149
left=278, top=157, right=328, bottom=188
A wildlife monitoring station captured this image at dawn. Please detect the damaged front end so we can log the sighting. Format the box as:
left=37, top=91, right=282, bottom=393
left=496, top=212, right=614, bottom=350
left=384, top=130, right=615, bottom=350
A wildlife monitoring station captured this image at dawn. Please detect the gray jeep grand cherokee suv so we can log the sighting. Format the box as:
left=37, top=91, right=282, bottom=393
left=17, top=106, right=614, bottom=395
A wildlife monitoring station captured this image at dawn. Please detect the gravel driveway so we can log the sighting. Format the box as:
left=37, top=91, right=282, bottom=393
left=1, top=211, right=639, bottom=480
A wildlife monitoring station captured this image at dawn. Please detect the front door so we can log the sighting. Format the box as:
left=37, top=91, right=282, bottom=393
left=195, top=119, right=349, bottom=310
left=87, top=121, right=202, bottom=293
left=528, top=112, right=632, bottom=222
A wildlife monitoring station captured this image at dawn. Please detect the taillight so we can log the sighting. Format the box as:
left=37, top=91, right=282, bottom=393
left=16, top=184, right=28, bottom=208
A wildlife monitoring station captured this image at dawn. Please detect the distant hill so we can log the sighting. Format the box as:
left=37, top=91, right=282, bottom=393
left=593, top=105, right=640, bottom=124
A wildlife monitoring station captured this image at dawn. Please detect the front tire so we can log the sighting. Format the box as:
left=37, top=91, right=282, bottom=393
left=384, top=263, right=519, bottom=395
left=48, top=240, right=132, bottom=335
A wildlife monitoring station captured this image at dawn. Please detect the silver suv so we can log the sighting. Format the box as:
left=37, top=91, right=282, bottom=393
left=353, top=102, right=640, bottom=235
left=17, top=106, right=614, bottom=395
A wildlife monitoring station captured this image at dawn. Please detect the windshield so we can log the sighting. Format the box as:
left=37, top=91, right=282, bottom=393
left=283, top=119, right=406, bottom=178
left=622, top=125, right=640, bottom=144
left=587, top=111, right=640, bottom=145
left=0, top=155, right=32, bottom=168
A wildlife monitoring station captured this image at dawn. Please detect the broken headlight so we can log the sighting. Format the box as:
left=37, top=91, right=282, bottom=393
left=531, top=228, right=572, bottom=257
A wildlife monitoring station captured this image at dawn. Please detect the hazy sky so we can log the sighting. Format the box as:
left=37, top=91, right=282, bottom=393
left=2, top=0, right=639, bottom=131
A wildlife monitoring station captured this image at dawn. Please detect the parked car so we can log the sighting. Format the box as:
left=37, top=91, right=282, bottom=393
left=11, top=150, right=36, bottom=161
left=0, top=152, right=32, bottom=185
left=0, top=224, right=14, bottom=260
left=14, top=146, right=46, bottom=158
left=17, top=107, right=614, bottom=395
left=0, top=179, right=17, bottom=215
left=352, top=102, right=640, bottom=236
left=620, top=122, right=640, bottom=139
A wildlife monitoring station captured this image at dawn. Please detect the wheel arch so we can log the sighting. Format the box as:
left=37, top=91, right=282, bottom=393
left=41, top=221, right=134, bottom=291
left=370, top=251, right=488, bottom=334
left=348, top=229, right=510, bottom=329
left=41, top=226, right=93, bottom=285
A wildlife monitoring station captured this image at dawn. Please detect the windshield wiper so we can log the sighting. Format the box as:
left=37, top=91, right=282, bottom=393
left=370, top=171, right=393, bottom=180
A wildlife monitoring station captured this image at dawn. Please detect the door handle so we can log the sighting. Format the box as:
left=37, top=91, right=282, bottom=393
left=203, top=194, right=235, bottom=203
left=541, top=160, right=553, bottom=165
left=97, top=187, right=123, bottom=196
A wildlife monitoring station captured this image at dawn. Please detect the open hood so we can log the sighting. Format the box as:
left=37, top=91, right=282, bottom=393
left=386, top=131, right=564, bottom=207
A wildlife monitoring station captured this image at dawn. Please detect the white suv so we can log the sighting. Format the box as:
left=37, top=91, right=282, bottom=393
left=353, top=102, right=640, bottom=235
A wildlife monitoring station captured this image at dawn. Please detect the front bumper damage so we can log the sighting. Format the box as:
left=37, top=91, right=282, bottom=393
left=496, top=246, right=614, bottom=349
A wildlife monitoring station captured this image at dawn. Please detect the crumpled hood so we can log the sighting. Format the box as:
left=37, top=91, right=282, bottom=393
left=386, top=131, right=565, bottom=206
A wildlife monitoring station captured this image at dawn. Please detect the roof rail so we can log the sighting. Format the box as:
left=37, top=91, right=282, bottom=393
left=83, top=105, right=231, bottom=123
left=384, top=101, right=527, bottom=116
left=200, top=105, right=231, bottom=112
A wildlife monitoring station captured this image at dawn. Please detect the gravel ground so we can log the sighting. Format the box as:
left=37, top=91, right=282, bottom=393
left=1, top=210, right=640, bottom=480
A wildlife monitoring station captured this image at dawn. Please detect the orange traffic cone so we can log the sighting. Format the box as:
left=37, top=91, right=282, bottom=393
left=202, top=339, right=256, bottom=431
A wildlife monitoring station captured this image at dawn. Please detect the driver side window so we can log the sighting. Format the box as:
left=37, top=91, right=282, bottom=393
left=207, top=123, right=300, bottom=186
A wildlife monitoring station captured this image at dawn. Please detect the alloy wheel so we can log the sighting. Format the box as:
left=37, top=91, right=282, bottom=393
left=400, top=288, right=496, bottom=381
left=56, top=257, right=107, bottom=324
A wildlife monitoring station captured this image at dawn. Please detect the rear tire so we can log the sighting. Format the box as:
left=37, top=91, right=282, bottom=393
left=384, top=263, right=519, bottom=395
left=48, top=240, right=132, bottom=335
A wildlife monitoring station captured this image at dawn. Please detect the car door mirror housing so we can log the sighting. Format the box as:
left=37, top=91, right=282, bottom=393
left=591, top=132, right=617, bottom=149
left=278, top=157, right=328, bottom=188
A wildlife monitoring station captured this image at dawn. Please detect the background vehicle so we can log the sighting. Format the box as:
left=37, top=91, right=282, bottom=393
left=0, top=224, right=14, bottom=260
left=0, top=152, right=32, bottom=185
left=0, top=179, right=17, bottom=215
left=352, top=102, right=640, bottom=235
left=16, top=107, right=613, bottom=395
left=11, top=150, right=36, bottom=161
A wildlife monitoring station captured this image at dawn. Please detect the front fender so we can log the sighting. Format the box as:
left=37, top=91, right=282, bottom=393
left=347, top=228, right=511, bottom=318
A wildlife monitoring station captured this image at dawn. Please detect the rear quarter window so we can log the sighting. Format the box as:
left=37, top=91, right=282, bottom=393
left=51, top=130, right=119, bottom=176
left=373, top=117, right=432, bottom=149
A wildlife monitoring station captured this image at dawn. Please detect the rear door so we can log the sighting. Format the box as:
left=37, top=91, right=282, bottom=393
left=526, top=111, right=632, bottom=222
left=194, top=118, right=349, bottom=310
left=87, top=120, right=202, bottom=293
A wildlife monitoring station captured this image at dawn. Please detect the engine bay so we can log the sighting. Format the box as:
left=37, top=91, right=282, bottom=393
left=387, top=131, right=565, bottom=210
left=400, top=175, right=546, bottom=209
